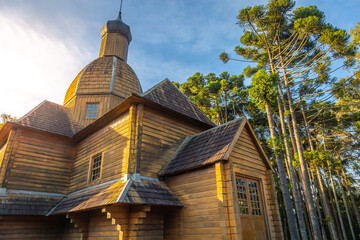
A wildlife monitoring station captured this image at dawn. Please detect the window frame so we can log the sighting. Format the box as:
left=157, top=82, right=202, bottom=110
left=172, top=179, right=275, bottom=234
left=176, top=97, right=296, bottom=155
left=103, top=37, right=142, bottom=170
left=88, top=153, right=103, bottom=183
left=85, top=102, right=100, bottom=119
left=235, top=175, right=264, bottom=218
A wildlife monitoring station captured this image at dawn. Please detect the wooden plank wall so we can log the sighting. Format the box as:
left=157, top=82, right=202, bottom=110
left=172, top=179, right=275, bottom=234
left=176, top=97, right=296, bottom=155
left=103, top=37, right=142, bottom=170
left=69, top=95, right=123, bottom=127
left=3, top=129, right=73, bottom=194
left=0, top=216, right=64, bottom=239
left=140, top=107, right=204, bottom=178
left=69, top=111, right=130, bottom=192
left=99, top=34, right=129, bottom=61
left=164, top=166, right=224, bottom=239
left=86, top=210, right=121, bottom=240
left=229, top=125, right=283, bottom=240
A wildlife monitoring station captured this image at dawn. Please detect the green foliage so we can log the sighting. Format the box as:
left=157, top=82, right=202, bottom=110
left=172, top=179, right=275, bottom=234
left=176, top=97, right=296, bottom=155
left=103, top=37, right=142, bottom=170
left=0, top=113, right=17, bottom=129
left=179, top=72, right=246, bottom=125
left=248, top=69, right=279, bottom=111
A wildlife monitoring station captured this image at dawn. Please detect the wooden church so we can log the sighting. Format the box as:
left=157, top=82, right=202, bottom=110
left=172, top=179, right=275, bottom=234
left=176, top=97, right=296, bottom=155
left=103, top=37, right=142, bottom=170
left=0, top=10, right=284, bottom=240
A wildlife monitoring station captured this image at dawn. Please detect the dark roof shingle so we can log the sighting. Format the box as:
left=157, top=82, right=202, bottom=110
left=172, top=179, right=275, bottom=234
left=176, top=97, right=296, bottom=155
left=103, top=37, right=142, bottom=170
left=50, top=180, right=127, bottom=215
left=123, top=179, right=182, bottom=206
left=142, top=79, right=215, bottom=126
left=16, top=100, right=83, bottom=137
left=0, top=193, right=63, bottom=215
left=50, top=178, right=182, bottom=215
left=159, top=118, right=244, bottom=176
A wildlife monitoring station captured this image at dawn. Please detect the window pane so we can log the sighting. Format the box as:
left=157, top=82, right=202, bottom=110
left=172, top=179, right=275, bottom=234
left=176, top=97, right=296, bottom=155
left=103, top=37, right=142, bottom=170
left=236, top=178, right=249, bottom=215
left=249, top=181, right=261, bottom=216
left=90, top=155, right=102, bottom=181
left=86, top=103, right=99, bottom=119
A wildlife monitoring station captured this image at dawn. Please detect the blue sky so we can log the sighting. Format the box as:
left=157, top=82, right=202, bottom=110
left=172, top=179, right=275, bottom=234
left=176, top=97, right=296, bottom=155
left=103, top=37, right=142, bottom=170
left=0, top=0, right=359, bottom=117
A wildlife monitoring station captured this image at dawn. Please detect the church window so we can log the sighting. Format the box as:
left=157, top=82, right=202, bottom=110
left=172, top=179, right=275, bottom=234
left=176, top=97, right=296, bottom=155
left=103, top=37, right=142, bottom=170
left=86, top=103, right=99, bottom=119
left=236, top=177, right=262, bottom=216
left=90, top=154, right=102, bottom=181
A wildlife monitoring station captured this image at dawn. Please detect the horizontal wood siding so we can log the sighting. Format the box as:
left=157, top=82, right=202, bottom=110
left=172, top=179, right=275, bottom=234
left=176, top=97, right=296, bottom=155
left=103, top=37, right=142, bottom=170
left=0, top=215, right=64, bottom=239
left=69, top=95, right=123, bottom=127
left=4, top=129, right=73, bottom=194
left=140, top=107, right=204, bottom=178
left=69, top=111, right=130, bottom=192
left=229, top=125, right=283, bottom=240
left=164, top=166, right=223, bottom=239
left=87, top=210, right=121, bottom=240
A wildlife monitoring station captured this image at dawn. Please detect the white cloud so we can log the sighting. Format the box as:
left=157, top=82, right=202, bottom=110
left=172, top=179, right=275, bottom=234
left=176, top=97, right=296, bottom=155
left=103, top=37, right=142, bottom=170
left=0, top=6, right=93, bottom=117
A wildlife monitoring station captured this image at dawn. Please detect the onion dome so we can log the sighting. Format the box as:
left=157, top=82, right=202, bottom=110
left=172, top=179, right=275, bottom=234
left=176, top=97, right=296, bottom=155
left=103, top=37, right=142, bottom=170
left=63, top=56, right=142, bottom=106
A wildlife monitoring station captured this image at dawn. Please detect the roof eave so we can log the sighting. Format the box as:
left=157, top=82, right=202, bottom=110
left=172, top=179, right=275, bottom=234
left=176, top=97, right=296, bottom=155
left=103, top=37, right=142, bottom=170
left=73, top=93, right=214, bottom=143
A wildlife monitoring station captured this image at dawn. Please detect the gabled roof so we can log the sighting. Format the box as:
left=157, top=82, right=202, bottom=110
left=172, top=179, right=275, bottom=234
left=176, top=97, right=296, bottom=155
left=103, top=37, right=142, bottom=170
left=159, top=118, right=246, bottom=177
left=16, top=100, right=83, bottom=137
left=49, top=178, right=181, bottom=215
left=141, top=79, right=215, bottom=126
left=159, top=118, right=274, bottom=177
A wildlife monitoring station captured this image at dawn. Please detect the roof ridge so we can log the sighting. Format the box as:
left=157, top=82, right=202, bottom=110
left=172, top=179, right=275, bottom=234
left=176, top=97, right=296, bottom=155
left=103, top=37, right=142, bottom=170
left=17, top=100, right=49, bottom=122
left=141, top=79, right=215, bottom=126
left=140, top=78, right=170, bottom=96
left=158, top=136, right=191, bottom=176
left=187, top=117, right=245, bottom=139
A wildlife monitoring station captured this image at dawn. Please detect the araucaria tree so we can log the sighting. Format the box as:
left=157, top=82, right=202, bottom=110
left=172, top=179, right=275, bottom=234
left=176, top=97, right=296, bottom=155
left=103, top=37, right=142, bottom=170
left=178, top=0, right=360, bottom=239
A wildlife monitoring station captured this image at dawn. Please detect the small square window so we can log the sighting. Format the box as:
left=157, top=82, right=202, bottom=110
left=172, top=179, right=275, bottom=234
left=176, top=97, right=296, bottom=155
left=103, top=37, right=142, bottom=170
left=90, top=154, right=102, bottom=181
left=86, top=103, right=99, bottom=119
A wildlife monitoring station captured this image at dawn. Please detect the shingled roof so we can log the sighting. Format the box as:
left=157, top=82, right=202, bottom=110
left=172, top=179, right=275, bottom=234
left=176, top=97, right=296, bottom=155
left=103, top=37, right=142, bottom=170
left=0, top=192, right=63, bottom=215
left=49, top=178, right=181, bottom=215
left=16, top=100, right=83, bottom=137
left=159, top=118, right=245, bottom=177
left=141, top=79, right=215, bottom=126
left=123, top=179, right=182, bottom=206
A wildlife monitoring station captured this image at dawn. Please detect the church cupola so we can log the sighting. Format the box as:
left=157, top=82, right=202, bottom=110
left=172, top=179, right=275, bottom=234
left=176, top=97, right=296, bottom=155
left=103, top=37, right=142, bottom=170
left=99, top=11, right=132, bottom=61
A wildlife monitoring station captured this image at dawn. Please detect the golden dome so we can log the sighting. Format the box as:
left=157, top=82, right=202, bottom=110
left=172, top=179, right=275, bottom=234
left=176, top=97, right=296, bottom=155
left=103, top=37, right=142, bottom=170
left=63, top=56, right=142, bottom=106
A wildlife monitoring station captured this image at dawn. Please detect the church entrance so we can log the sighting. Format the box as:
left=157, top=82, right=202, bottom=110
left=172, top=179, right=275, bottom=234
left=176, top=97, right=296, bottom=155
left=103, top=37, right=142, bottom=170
left=236, top=176, right=268, bottom=240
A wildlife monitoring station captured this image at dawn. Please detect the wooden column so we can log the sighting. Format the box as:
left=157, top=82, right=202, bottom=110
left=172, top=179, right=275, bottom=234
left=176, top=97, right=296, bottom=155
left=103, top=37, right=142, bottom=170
left=133, top=104, right=143, bottom=174
left=0, top=129, right=20, bottom=188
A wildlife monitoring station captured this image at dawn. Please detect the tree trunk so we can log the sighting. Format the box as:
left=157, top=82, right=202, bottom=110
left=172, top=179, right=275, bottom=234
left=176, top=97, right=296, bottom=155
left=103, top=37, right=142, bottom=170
left=337, top=170, right=356, bottom=240
left=280, top=61, right=322, bottom=240
left=329, top=166, right=348, bottom=240
left=323, top=164, right=343, bottom=240
left=265, top=102, right=300, bottom=240
left=278, top=95, right=308, bottom=240
left=310, top=169, right=327, bottom=239
left=315, top=166, right=339, bottom=240
left=341, top=168, right=360, bottom=229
